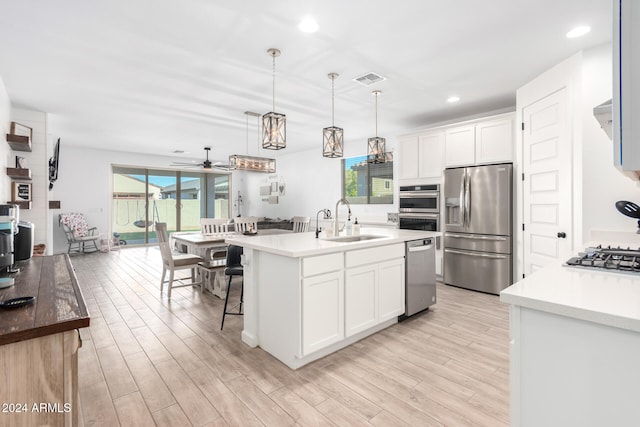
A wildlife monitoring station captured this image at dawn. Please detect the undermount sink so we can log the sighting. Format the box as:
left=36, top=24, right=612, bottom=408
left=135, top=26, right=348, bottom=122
left=323, top=234, right=385, bottom=243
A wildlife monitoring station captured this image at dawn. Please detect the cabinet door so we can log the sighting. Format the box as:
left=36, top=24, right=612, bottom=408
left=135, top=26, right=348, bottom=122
left=345, top=265, right=378, bottom=337
left=398, top=135, right=419, bottom=180
left=378, top=258, right=405, bottom=321
left=418, top=132, right=444, bottom=179
left=475, top=118, right=513, bottom=164
left=302, top=271, right=344, bottom=355
left=445, top=125, right=475, bottom=167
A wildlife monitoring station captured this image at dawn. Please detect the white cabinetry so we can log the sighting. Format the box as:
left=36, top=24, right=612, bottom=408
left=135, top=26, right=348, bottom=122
left=444, top=116, right=514, bottom=167
left=345, top=244, right=405, bottom=337
left=301, top=253, right=344, bottom=355
left=398, top=131, right=444, bottom=182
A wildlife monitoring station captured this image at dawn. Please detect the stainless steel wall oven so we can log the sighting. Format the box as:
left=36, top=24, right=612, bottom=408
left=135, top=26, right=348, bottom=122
left=399, top=184, right=440, bottom=232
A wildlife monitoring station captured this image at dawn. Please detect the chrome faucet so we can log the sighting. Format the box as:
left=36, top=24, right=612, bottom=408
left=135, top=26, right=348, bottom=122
left=334, top=198, right=352, bottom=235
left=315, top=208, right=331, bottom=238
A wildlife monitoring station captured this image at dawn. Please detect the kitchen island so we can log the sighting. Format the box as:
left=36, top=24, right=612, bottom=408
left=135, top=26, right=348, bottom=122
left=500, top=264, right=640, bottom=427
left=226, top=227, right=438, bottom=369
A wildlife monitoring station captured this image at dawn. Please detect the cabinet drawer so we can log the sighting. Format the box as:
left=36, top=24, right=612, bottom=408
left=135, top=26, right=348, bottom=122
left=346, top=243, right=404, bottom=268
left=302, top=253, right=344, bottom=277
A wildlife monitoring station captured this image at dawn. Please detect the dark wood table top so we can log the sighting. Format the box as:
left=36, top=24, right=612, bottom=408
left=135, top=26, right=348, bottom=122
left=0, top=255, right=90, bottom=346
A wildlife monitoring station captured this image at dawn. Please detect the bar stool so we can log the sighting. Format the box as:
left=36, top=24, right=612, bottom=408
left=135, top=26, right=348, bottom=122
left=221, top=245, right=244, bottom=330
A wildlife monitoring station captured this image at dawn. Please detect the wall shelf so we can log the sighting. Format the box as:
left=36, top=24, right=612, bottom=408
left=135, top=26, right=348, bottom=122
left=6, top=168, right=32, bottom=180
left=6, top=134, right=32, bottom=151
left=7, top=200, right=31, bottom=210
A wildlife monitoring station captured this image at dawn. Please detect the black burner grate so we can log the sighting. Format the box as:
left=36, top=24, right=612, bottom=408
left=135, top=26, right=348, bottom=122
left=566, top=245, right=640, bottom=272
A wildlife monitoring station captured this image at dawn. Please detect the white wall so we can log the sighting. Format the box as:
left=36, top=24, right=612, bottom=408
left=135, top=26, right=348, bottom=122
left=580, top=44, right=640, bottom=240
left=0, top=76, right=10, bottom=204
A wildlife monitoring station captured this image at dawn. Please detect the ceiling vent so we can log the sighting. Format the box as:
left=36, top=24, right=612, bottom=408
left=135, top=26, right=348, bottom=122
left=353, top=72, right=386, bottom=86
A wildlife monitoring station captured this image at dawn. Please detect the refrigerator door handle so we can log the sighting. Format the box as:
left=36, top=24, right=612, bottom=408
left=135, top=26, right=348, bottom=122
left=464, top=169, right=471, bottom=227
left=446, top=233, right=508, bottom=241
left=458, top=173, right=466, bottom=227
left=445, top=248, right=509, bottom=259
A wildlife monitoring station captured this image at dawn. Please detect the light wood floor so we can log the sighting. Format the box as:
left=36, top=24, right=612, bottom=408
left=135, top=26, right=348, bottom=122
left=73, top=246, right=509, bottom=426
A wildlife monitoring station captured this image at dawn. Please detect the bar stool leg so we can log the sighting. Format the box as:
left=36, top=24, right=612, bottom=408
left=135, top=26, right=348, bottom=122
left=221, top=275, right=233, bottom=330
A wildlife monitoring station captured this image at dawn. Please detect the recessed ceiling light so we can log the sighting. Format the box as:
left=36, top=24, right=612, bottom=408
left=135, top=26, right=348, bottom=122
left=566, top=25, right=591, bottom=38
left=447, top=96, right=460, bottom=103
left=298, top=16, right=319, bottom=33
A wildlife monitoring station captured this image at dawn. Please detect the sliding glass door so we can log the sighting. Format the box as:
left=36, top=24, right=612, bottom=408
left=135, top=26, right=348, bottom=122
left=112, top=166, right=230, bottom=245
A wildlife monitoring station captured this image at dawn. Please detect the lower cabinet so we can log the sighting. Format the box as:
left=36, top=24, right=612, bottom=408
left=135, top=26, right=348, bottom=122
left=345, top=265, right=378, bottom=336
left=378, top=258, right=406, bottom=321
left=301, top=271, right=344, bottom=355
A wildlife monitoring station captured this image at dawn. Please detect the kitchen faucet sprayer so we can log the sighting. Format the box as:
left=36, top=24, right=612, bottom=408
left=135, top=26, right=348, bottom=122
left=315, top=208, right=332, bottom=238
left=334, top=198, right=352, bottom=235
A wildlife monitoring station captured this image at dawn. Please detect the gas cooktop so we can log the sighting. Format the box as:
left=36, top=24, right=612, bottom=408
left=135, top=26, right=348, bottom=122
left=566, top=245, right=640, bottom=273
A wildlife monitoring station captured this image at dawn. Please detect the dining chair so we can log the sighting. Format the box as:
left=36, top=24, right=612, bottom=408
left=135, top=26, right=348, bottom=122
left=292, top=216, right=310, bottom=232
left=155, top=222, right=203, bottom=298
left=221, top=245, right=244, bottom=330
left=233, top=216, right=258, bottom=233
left=200, top=218, right=230, bottom=234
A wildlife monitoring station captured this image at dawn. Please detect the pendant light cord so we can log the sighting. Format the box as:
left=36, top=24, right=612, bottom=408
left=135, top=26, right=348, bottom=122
left=374, top=91, right=379, bottom=137
left=272, top=53, right=276, bottom=112
left=245, top=112, right=249, bottom=155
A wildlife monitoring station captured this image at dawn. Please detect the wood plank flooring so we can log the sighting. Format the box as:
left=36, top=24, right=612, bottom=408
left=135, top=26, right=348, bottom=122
left=72, top=247, right=509, bottom=426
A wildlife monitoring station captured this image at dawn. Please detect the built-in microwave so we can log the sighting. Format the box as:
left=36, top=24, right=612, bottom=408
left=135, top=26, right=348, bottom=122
left=399, top=184, right=440, bottom=213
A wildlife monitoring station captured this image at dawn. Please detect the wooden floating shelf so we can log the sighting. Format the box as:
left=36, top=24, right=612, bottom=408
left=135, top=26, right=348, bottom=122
left=6, top=168, right=31, bottom=180
left=7, top=200, right=31, bottom=210
left=6, top=134, right=32, bottom=152
left=49, top=200, right=61, bottom=209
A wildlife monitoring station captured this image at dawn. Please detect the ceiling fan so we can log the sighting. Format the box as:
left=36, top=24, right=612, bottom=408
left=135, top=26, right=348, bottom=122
left=171, top=147, right=229, bottom=170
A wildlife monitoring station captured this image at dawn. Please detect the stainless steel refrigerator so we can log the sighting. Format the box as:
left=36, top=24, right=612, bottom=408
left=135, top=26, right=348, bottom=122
left=443, top=163, right=513, bottom=294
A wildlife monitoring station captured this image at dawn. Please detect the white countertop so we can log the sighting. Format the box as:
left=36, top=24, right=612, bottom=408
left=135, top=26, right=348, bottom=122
left=226, top=227, right=439, bottom=258
left=500, top=264, right=640, bottom=333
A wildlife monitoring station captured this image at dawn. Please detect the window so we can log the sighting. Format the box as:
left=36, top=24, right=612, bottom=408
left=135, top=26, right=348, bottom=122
left=112, top=166, right=230, bottom=245
left=342, top=155, right=393, bottom=204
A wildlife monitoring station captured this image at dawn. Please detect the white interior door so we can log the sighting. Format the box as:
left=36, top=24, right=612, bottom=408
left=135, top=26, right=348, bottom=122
left=522, top=87, right=572, bottom=276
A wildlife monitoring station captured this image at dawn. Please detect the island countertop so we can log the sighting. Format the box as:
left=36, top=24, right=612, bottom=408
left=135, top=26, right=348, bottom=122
left=500, top=264, right=640, bottom=333
left=225, top=227, right=439, bottom=258
left=0, top=254, right=90, bottom=346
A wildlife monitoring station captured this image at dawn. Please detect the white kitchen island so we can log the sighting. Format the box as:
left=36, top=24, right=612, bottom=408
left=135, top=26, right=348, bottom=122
left=500, top=264, right=640, bottom=427
left=226, top=227, right=438, bottom=369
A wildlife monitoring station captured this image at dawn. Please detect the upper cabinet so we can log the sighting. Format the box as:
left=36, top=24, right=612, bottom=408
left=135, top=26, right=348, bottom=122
left=445, top=116, right=514, bottom=167
left=613, top=0, right=640, bottom=177
left=397, top=131, right=444, bottom=182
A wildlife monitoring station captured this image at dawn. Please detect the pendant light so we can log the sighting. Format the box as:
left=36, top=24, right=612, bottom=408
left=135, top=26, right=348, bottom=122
left=262, top=48, right=286, bottom=150
left=323, top=72, right=344, bottom=158
left=229, top=112, right=276, bottom=173
left=367, top=90, right=386, bottom=163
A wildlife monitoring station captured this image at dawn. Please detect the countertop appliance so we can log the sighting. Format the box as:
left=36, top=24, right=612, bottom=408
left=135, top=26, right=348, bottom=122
left=403, top=238, right=436, bottom=318
left=443, top=163, right=513, bottom=294
left=399, top=184, right=440, bottom=233
left=566, top=245, right=640, bottom=274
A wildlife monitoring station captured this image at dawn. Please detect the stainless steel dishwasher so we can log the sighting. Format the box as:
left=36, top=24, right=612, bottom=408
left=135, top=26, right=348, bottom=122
left=404, top=238, right=436, bottom=317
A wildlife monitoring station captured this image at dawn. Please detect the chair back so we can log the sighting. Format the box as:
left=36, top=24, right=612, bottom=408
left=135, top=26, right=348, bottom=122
left=234, top=216, right=258, bottom=233
left=200, top=218, right=230, bottom=234
left=155, top=222, right=169, bottom=243
left=226, top=245, right=243, bottom=268
left=59, top=213, right=90, bottom=238
left=292, top=216, right=310, bottom=233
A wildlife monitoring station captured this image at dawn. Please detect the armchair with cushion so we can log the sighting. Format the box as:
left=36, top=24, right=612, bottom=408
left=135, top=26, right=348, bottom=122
left=59, top=213, right=100, bottom=253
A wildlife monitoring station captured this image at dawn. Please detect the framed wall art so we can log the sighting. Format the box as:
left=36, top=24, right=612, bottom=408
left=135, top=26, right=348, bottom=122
left=11, top=182, right=32, bottom=202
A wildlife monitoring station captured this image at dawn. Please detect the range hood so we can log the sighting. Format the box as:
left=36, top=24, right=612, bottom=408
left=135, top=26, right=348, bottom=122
left=593, top=99, right=613, bottom=140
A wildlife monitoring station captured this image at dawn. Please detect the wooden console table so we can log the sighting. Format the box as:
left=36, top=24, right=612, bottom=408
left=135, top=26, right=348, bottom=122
left=0, top=255, right=90, bottom=426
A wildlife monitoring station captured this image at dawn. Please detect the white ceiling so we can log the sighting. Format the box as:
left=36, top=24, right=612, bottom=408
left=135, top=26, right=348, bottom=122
left=0, top=0, right=611, bottom=165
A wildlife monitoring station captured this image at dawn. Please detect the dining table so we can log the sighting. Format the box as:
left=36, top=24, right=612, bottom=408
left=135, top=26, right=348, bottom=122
left=171, top=228, right=292, bottom=298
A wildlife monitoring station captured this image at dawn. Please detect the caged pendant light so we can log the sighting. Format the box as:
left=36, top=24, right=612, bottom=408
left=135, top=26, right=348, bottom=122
left=367, top=90, right=388, bottom=164
left=323, top=73, right=344, bottom=158
left=262, top=48, right=286, bottom=150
